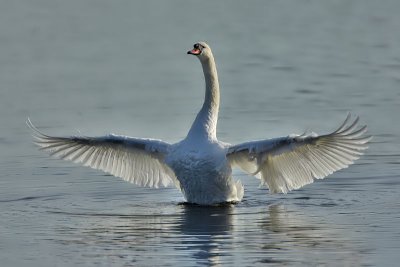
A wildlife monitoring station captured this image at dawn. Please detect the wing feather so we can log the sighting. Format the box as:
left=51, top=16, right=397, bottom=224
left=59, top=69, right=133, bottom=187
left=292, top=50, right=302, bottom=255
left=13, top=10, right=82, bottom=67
left=227, top=114, right=371, bottom=193
left=28, top=119, right=179, bottom=188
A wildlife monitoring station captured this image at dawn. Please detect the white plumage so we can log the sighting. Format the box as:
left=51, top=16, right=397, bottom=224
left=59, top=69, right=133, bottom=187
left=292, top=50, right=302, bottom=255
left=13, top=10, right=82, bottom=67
left=29, top=42, right=371, bottom=205
left=28, top=126, right=179, bottom=188
left=227, top=114, right=371, bottom=193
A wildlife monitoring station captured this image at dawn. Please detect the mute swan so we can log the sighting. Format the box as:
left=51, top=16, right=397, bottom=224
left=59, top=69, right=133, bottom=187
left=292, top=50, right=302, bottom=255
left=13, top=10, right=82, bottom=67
left=28, top=42, right=371, bottom=205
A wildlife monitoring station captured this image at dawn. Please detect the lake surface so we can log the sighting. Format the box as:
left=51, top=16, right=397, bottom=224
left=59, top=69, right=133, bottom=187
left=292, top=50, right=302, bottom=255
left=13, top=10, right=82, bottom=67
left=1, top=0, right=399, bottom=266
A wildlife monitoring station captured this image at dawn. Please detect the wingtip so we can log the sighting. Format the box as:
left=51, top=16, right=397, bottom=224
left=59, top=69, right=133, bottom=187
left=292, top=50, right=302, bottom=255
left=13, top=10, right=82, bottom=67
left=26, top=117, right=38, bottom=135
left=363, top=134, right=373, bottom=143
left=333, top=113, right=352, bottom=134
left=333, top=113, right=370, bottom=136
left=26, top=117, right=33, bottom=129
left=26, top=118, right=51, bottom=143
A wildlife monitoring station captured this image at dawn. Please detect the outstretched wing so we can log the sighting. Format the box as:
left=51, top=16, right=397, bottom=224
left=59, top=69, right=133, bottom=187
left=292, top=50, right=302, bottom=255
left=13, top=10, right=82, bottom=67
left=226, top=114, right=371, bottom=193
left=28, top=120, right=179, bottom=188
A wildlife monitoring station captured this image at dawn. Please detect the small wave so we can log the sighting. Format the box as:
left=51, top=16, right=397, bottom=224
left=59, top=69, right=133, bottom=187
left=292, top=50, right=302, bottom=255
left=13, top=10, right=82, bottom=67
left=0, top=194, right=63, bottom=203
left=47, top=210, right=180, bottom=219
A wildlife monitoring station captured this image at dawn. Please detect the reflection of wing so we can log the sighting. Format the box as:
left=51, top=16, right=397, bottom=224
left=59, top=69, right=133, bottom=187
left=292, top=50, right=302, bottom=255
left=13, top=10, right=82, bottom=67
left=227, top=115, right=371, bottom=193
left=28, top=120, right=179, bottom=188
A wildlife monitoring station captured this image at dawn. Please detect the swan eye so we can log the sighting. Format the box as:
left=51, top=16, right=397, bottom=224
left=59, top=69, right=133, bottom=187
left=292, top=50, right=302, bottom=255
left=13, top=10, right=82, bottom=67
left=194, top=43, right=206, bottom=50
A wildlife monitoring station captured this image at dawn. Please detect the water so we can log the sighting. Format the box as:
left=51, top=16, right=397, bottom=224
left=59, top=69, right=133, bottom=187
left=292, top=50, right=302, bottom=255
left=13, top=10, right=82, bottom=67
left=1, top=0, right=399, bottom=266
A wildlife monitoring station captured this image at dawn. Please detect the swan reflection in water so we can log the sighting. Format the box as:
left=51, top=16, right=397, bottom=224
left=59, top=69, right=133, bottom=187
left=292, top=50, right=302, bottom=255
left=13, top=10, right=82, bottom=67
left=174, top=204, right=235, bottom=266
left=53, top=203, right=362, bottom=266
left=175, top=204, right=363, bottom=266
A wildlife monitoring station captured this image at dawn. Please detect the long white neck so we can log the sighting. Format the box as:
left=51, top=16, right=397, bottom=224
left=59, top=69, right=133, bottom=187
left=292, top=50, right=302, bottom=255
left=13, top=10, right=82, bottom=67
left=187, top=55, right=220, bottom=141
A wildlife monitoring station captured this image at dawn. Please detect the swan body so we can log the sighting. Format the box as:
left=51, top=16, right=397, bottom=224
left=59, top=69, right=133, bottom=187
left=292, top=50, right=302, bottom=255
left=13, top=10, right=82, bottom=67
left=166, top=139, right=242, bottom=204
left=29, top=42, right=371, bottom=205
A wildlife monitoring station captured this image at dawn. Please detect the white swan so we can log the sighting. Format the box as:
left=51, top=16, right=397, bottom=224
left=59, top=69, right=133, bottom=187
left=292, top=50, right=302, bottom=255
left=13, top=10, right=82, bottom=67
left=29, top=42, right=371, bottom=205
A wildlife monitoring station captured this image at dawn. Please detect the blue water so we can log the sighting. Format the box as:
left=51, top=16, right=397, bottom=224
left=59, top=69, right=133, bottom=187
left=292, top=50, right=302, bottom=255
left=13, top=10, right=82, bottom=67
left=1, top=1, right=399, bottom=266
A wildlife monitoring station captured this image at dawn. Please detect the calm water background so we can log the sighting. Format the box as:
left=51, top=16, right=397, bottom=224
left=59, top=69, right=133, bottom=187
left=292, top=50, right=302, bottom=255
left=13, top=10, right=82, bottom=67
left=1, top=0, right=399, bottom=266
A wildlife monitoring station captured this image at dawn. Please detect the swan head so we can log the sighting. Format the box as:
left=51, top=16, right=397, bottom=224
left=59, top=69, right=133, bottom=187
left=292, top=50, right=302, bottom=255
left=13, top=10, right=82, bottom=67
left=187, top=42, right=213, bottom=61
